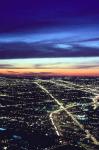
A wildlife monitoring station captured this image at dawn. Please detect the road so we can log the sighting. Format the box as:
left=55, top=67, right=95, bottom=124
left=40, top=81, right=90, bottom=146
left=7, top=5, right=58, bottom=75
left=37, top=79, right=99, bottom=110
left=35, top=80, right=99, bottom=146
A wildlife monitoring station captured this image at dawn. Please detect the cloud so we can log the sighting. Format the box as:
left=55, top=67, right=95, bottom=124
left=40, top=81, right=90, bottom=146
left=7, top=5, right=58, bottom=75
left=32, top=60, right=99, bottom=70
left=7, top=71, right=20, bottom=74
left=33, top=62, right=64, bottom=69
left=0, top=64, right=14, bottom=68
left=0, top=40, right=99, bottom=59
left=72, top=64, right=99, bottom=69
left=75, top=37, right=99, bottom=43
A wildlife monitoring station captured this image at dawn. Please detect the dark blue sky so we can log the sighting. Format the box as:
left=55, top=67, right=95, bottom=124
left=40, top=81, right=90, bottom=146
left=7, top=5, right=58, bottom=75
left=0, top=0, right=99, bottom=59
left=0, top=0, right=99, bottom=33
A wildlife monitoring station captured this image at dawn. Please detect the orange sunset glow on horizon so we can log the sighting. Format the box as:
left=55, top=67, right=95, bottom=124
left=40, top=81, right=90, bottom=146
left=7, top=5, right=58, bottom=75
left=0, top=69, right=99, bottom=76
left=0, top=57, right=99, bottom=77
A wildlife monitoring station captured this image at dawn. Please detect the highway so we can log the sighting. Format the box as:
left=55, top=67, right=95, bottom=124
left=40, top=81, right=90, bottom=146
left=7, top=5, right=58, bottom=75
left=37, top=79, right=99, bottom=110
left=35, top=80, right=99, bottom=146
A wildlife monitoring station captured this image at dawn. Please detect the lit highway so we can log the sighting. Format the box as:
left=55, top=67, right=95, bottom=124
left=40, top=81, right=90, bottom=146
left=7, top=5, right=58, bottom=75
left=35, top=80, right=99, bottom=146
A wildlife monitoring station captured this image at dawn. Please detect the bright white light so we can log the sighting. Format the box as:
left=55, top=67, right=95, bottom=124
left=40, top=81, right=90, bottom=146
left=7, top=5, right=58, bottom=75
left=3, top=147, right=7, bottom=150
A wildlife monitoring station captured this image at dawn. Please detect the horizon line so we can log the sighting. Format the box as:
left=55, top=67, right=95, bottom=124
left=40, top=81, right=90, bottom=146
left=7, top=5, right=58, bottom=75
left=0, top=69, right=99, bottom=77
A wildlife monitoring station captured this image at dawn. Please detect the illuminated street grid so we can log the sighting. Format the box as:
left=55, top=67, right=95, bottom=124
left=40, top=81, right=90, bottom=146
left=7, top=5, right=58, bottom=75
left=0, top=76, right=99, bottom=150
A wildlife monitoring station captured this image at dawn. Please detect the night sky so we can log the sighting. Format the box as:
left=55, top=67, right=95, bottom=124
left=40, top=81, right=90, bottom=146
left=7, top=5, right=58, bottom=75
left=0, top=0, right=99, bottom=75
